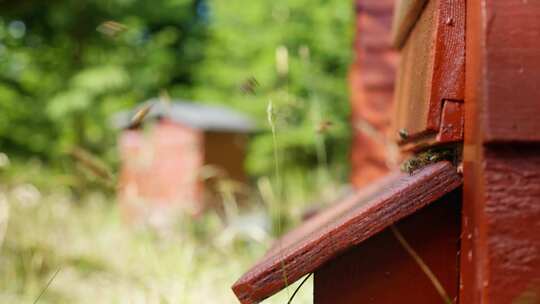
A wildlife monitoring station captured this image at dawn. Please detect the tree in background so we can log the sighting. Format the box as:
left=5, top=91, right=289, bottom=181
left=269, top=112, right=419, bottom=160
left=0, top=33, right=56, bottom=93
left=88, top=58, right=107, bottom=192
left=0, top=0, right=206, bottom=164
left=192, top=0, right=353, bottom=177
left=0, top=0, right=352, bottom=185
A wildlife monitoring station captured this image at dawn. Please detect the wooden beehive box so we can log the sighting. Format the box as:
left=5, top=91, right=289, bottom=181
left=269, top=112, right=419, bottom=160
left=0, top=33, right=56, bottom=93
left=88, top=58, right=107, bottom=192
left=232, top=0, right=540, bottom=302
left=114, top=99, right=255, bottom=222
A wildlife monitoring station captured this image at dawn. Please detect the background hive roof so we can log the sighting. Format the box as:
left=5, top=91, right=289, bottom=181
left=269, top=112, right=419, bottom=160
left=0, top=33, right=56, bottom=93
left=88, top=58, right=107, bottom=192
left=112, top=98, right=257, bottom=133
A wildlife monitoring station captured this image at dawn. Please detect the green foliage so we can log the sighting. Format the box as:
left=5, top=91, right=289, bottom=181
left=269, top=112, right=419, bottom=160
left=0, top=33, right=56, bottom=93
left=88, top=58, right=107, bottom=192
left=0, top=0, right=206, bottom=162
left=1, top=2, right=353, bottom=301
left=193, top=0, right=353, bottom=176
left=0, top=0, right=352, bottom=181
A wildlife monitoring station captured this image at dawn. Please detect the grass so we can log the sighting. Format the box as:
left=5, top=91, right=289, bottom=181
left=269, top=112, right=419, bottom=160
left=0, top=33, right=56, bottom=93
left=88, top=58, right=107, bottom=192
left=0, top=87, right=342, bottom=303
left=0, top=162, right=343, bottom=303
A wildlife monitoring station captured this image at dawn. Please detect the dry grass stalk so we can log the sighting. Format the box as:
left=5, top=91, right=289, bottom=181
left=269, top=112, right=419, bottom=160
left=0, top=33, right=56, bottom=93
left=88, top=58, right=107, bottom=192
left=33, top=268, right=61, bottom=304
left=390, top=225, right=452, bottom=304
left=69, top=147, right=115, bottom=184
left=286, top=273, right=312, bottom=304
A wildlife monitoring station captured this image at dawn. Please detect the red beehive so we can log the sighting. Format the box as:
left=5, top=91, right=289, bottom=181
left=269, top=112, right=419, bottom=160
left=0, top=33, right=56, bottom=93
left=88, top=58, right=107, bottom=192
left=349, top=0, right=399, bottom=187
left=232, top=0, right=540, bottom=303
left=114, top=99, right=255, bottom=224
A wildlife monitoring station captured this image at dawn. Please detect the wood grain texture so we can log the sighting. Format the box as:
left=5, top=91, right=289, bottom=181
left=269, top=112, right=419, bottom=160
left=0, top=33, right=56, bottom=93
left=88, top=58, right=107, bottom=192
left=469, top=0, right=540, bottom=142
left=461, top=145, right=540, bottom=303
left=393, top=0, right=465, bottom=146
left=461, top=1, right=540, bottom=302
left=393, top=0, right=436, bottom=139
left=315, top=189, right=461, bottom=304
left=232, top=161, right=462, bottom=304
left=391, top=0, right=429, bottom=48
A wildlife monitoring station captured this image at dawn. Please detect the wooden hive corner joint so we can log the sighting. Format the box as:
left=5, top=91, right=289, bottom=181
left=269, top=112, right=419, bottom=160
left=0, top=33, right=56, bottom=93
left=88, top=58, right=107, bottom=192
left=436, top=99, right=464, bottom=143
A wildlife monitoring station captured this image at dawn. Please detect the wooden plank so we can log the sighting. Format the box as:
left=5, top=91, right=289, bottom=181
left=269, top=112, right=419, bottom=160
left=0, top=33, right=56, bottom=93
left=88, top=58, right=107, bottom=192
left=398, top=99, right=464, bottom=152
left=393, top=0, right=465, bottom=147
left=461, top=0, right=540, bottom=302
left=391, top=0, right=429, bottom=48
left=315, top=189, right=461, bottom=304
left=469, top=0, right=540, bottom=142
left=393, top=0, right=437, bottom=139
left=231, top=161, right=462, bottom=304
left=461, top=145, right=540, bottom=303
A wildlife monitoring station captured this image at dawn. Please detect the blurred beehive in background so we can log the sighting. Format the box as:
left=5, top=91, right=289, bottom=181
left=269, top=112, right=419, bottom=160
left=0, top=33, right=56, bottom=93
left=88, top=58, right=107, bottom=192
left=349, top=0, right=399, bottom=187
left=112, top=99, right=255, bottom=225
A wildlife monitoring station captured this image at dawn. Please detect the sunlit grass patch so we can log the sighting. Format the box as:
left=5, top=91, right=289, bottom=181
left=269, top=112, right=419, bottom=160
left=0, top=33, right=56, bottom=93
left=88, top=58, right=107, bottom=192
left=0, top=176, right=323, bottom=303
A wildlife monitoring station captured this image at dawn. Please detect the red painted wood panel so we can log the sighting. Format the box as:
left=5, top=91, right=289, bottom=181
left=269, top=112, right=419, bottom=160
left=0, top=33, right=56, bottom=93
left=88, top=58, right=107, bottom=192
left=315, top=189, right=461, bottom=304
left=461, top=0, right=540, bottom=301
left=469, top=0, right=540, bottom=142
left=461, top=145, right=540, bottom=303
left=232, top=161, right=462, bottom=304
left=399, top=99, right=464, bottom=152
left=349, top=0, right=398, bottom=187
left=436, top=100, right=463, bottom=143
left=393, top=0, right=465, bottom=147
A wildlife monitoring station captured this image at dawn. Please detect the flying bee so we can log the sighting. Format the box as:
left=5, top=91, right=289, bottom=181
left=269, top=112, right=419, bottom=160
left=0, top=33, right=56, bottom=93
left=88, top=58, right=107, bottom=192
left=128, top=102, right=154, bottom=129
left=69, top=147, right=115, bottom=184
left=316, top=120, right=334, bottom=134
left=97, top=20, right=128, bottom=37
left=240, top=76, right=259, bottom=95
